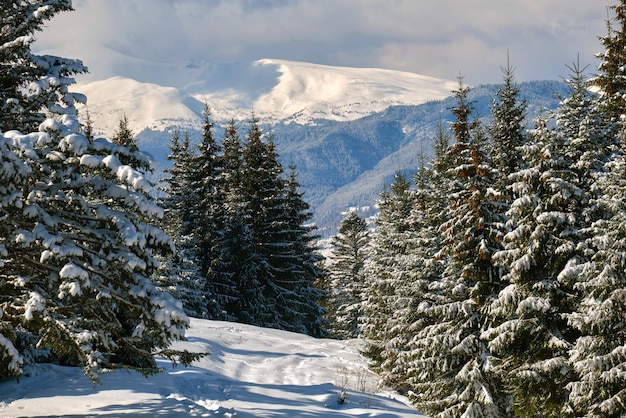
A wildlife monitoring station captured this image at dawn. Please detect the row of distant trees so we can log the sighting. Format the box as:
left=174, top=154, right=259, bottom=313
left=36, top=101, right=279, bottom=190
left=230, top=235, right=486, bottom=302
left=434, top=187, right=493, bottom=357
left=157, top=105, right=327, bottom=336
left=321, top=2, right=626, bottom=417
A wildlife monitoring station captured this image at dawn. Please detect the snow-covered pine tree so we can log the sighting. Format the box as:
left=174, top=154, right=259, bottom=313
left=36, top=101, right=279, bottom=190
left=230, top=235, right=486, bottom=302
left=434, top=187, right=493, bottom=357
left=237, top=118, right=327, bottom=334
left=488, top=62, right=608, bottom=416
left=408, top=78, right=509, bottom=417
left=230, top=116, right=281, bottom=327
left=361, top=172, right=414, bottom=369
left=0, top=2, right=200, bottom=382
left=111, top=114, right=135, bottom=149
left=593, top=1, right=626, bottom=123
left=488, top=59, right=528, bottom=196
left=158, top=129, right=210, bottom=319
left=567, top=131, right=626, bottom=418
left=187, top=104, right=230, bottom=319
left=565, top=4, right=626, bottom=415
left=324, top=209, right=370, bottom=339
left=0, top=114, right=200, bottom=382
left=217, top=119, right=248, bottom=321
left=0, top=0, right=87, bottom=133
left=382, top=149, right=451, bottom=390
left=0, top=129, right=33, bottom=379
left=275, top=165, right=327, bottom=337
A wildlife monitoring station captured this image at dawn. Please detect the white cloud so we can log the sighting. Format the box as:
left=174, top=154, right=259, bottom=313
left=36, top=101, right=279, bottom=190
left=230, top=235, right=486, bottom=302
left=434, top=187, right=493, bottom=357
left=35, top=0, right=611, bottom=84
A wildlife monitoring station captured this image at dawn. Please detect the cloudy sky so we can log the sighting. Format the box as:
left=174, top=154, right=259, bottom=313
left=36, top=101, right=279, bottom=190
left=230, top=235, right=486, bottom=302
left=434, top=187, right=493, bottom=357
left=36, top=0, right=611, bottom=85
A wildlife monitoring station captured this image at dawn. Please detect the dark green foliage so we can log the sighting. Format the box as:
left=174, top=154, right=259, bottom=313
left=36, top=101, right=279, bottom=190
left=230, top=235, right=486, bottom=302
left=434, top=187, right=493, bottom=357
left=161, top=114, right=327, bottom=336
left=323, top=210, right=370, bottom=339
left=158, top=129, right=215, bottom=319
left=404, top=78, right=509, bottom=417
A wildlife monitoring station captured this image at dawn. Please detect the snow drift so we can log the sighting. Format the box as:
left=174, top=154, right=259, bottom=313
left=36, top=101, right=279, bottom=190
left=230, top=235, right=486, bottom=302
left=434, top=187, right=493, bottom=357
left=0, top=319, right=426, bottom=417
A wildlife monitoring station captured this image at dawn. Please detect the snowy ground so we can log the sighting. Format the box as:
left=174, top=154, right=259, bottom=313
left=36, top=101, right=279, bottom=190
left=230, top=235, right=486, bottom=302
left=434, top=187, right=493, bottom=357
left=0, top=319, right=426, bottom=417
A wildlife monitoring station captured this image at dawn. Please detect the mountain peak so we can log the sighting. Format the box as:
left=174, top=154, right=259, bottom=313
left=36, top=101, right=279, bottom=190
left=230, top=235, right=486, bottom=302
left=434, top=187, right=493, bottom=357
left=74, top=59, right=457, bottom=135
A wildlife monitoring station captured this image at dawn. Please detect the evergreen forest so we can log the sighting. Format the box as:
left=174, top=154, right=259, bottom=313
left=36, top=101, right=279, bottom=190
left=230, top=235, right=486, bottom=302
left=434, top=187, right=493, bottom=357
left=2, top=1, right=626, bottom=417
left=323, top=3, right=626, bottom=417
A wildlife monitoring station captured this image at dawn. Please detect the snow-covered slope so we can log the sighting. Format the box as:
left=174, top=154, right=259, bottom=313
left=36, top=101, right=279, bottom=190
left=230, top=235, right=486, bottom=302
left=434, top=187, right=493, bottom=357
left=74, top=58, right=457, bottom=136
left=194, top=59, right=458, bottom=124
left=0, top=319, right=426, bottom=417
left=77, top=76, right=205, bottom=136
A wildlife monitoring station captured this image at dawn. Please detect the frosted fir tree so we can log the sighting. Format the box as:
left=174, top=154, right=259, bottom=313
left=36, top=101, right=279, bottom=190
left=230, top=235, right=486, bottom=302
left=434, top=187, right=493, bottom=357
left=567, top=145, right=626, bottom=418
left=0, top=114, right=200, bottom=382
left=361, top=172, right=415, bottom=367
left=0, top=0, right=87, bottom=132
left=408, top=79, right=509, bottom=417
left=488, top=119, right=575, bottom=418
left=383, top=149, right=450, bottom=390
left=158, top=129, right=213, bottom=319
left=233, top=119, right=327, bottom=335
left=324, top=209, right=370, bottom=339
left=487, top=59, right=528, bottom=195
left=187, top=105, right=232, bottom=319
left=593, top=0, right=626, bottom=123
left=272, top=165, right=327, bottom=337
left=0, top=128, right=33, bottom=378
left=489, top=61, right=613, bottom=417
left=487, top=66, right=605, bottom=415
left=225, top=116, right=281, bottom=326
left=565, top=4, right=626, bottom=415
left=217, top=119, right=249, bottom=321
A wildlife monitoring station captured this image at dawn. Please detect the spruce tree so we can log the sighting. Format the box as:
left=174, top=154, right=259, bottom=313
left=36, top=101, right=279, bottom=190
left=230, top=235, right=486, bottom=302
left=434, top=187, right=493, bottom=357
left=565, top=5, right=626, bottom=415
left=158, top=129, right=210, bottom=318
left=567, top=141, right=626, bottom=417
left=408, top=78, right=509, bottom=417
left=0, top=130, right=32, bottom=378
left=593, top=1, right=626, bottom=122
left=488, top=59, right=528, bottom=195
left=233, top=116, right=281, bottom=326
left=0, top=115, right=200, bottom=382
left=382, top=158, right=450, bottom=390
left=361, top=172, right=413, bottom=358
left=188, top=104, right=230, bottom=318
left=0, top=0, right=87, bottom=133
left=218, top=119, right=247, bottom=321
left=225, top=117, right=326, bottom=335
left=276, top=165, right=327, bottom=337
left=324, top=210, right=370, bottom=339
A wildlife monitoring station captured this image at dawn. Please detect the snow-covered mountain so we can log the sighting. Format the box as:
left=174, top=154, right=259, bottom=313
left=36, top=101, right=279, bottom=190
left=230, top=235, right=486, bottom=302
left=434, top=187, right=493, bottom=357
left=69, top=59, right=564, bottom=236
left=75, top=58, right=458, bottom=135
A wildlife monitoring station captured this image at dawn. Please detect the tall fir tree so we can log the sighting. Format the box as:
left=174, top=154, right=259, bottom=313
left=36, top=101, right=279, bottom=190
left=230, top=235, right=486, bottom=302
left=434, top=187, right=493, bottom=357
left=0, top=2, right=200, bottom=382
left=593, top=1, right=626, bottom=123
left=218, top=119, right=248, bottom=321
left=488, top=58, right=528, bottom=196
left=324, top=210, right=370, bottom=339
left=0, top=115, right=200, bottom=382
left=188, top=104, right=230, bottom=318
left=361, top=172, right=413, bottom=368
left=565, top=4, right=626, bottom=416
left=275, top=165, right=327, bottom=337
left=0, top=127, right=32, bottom=378
left=408, top=78, right=509, bottom=417
left=235, top=118, right=326, bottom=334
left=158, top=129, right=210, bottom=318
left=0, top=0, right=87, bottom=133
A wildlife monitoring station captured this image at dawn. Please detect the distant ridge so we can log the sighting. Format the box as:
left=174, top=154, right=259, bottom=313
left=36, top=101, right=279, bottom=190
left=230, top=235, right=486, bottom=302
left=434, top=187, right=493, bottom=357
left=76, top=58, right=457, bottom=136
left=68, top=60, right=565, bottom=234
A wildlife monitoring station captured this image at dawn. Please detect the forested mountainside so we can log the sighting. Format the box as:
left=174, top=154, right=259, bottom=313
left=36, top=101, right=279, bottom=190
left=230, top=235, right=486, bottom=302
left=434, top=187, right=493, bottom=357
left=135, top=79, right=568, bottom=235
left=271, top=79, right=569, bottom=233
